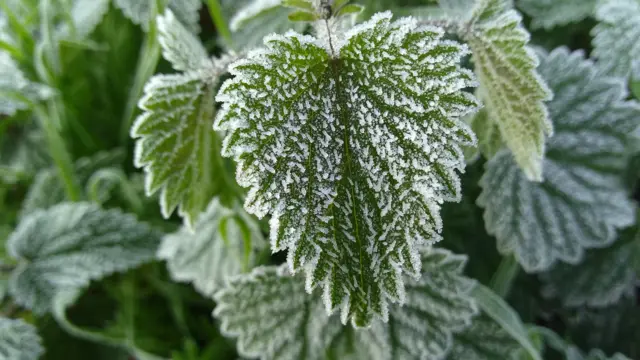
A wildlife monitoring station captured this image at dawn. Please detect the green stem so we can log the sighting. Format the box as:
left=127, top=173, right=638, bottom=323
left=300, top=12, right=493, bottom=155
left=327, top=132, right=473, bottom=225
left=489, top=255, right=520, bottom=298
left=206, top=0, right=234, bottom=49
left=118, top=0, right=163, bottom=143
left=34, top=104, right=81, bottom=201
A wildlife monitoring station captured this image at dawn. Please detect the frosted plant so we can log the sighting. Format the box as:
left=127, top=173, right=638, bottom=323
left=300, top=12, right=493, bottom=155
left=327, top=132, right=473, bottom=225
left=446, top=314, right=521, bottom=360
left=113, top=0, right=202, bottom=33
left=132, top=10, right=238, bottom=228
left=158, top=198, right=265, bottom=297
left=57, top=0, right=111, bottom=39
left=213, top=248, right=478, bottom=359
left=467, top=107, right=502, bottom=159
left=0, top=52, right=54, bottom=116
left=541, top=227, right=639, bottom=308
left=567, top=347, right=631, bottom=360
left=0, top=318, right=43, bottom=360
left=478, top=47, right=639, bottom=272
left=7, top=202, right=161, bottom=314
left=592, top=0, right=640, bottom=79
left=463, top=0, right=552, bottom=181
left=517, top=0, right=597, bottom=30
left=215, top=11, right=479, bottom=326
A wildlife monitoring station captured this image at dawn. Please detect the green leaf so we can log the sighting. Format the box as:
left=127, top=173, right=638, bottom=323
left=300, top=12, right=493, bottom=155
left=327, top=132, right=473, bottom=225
left=0, top=52, right=55, bottom=116
left=478, top=47, right=639, bottom=272
left=517, top=0, right=597, bottom=30
left=282, top=0, right=314, bottom=11
left=288, top=10, right=317, bottom=21
left=7, top=202, right=162, bottom=314
left=57, top=0, right=111, bottom=39
left=468, top=107, right=502, bottom=159
left=465, top=0, right=553, bottom=181
left=132, top=10, right=235, bottom=228
left=336, top=4, right=364, bottom=16
left=592, top=0, right=640, bottom=79
left=113, top=0, right=202, bottom=33
left=214, top=249, right=478, bottom=359
left=215, top=11, right=479, bottom=326
left=471, top=284, right=542, bottom=360
left=0, top=317, right=44, bottom=360
left=446, top=314, right=521, bottom=360
left=541, top=225, right=639, bottom=308
left=158, top=198, right=266, bottom=297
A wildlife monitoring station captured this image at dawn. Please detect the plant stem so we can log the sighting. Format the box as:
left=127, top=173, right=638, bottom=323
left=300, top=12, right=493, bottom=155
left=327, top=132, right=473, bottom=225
left=489, top=255, right=520, bottom=298
left=118, top=0, right=163, bottom=143
left=206, top=0, right=234, bottom=49
left=34, top=104, right=81, bottom=201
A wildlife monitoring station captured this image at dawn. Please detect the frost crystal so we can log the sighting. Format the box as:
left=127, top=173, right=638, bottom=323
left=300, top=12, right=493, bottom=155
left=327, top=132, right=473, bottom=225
left=592, top=0, right=640, bottom=79
left=478, top=47, right=639, bottom=272
left=0, top=318, right=43, bottom=360
left=517, top=0, right=597, bottom=30
left=158, top=198, right=265, bottom=297
left=215, top=11, right=479, bottom=326
left=7, top=202, right=161, bottom=314
left=213, top=249, right=478, bottom=359
left=465, top=0, right=553, bottom=181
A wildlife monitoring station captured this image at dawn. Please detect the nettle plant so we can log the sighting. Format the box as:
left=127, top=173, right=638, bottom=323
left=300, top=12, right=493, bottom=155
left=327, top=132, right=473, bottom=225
left=0, top=0, right=639, bottom=359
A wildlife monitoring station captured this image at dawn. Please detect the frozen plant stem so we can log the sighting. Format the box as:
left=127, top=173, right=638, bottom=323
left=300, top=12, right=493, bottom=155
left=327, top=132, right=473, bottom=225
left=206, top=0, right=234, bottom=49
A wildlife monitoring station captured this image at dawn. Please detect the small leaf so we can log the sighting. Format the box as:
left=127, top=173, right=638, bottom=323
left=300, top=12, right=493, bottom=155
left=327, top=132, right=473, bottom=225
left=113, top=0, right=202, bottom=33
left=465, top=0, right=553, bottom=181
left=214, top=249, right=479, bottom=359
left=478, top=47, right=639, bottom=272
left=7, top=202, right=162, bottom=314
left=282, top=0, right=314, bottom=11
left=468, top=107, right=503, bottom=159
left=517, top=0, right=597, bottom=30
left=158, top=198, right=266, bottom=297
left=446, top=314, right=521, bottom=360
left=288, top=10, right=318, bottom=21
left=439, top=0, right=477, bottom=20
left=0, top=317, right=44, bottom=360
left=215, top=12, right=479, bottom=326
left=336, top=4, right=364, bottom=16
left=541, top=226, right=639, bottom=308
left=592, top=0, right=640, bottom=79
left=157, top=9, right=210, bottom=72
left=0, top=52, right=55, bottom=116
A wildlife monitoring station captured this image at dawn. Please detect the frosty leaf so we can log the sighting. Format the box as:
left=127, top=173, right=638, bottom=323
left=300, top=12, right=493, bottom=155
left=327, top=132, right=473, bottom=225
left=568, top=347, right=631, bottom=360
left=0, top=52, right=55, bottom=116
left=517, top=0, right=597, bottom=30
left=214, top=248, right=478, bottom=359
left=592, top=0, right=640, bottom=79
left=7, top=202, right=162, bottom=314
left=446, top=314, right=521, bottom=360
left=113, top=0, right=202, bottom=33
left=215, top=11, right=479, bottom=326
left=0, top=317, right=44, bottom=360
left=465, top=0, right=552, bottom=181
left=158, top=198, right=265, bottom=297
left=468, top=107, right=503, bottom=159
left=132, top=19, right=236, bottom=227
left=478, top=47, right=639, bottom=272
left=58, top=0, right=110, bottom=39
left=541, top=226, right=639, bottom=308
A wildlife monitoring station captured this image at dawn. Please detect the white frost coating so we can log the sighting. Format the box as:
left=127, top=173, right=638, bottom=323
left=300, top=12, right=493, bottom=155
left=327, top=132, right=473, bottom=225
left=230, top=0, right=282, bottom=31
left=517, top=0, right=597, bottom=30
left=213, top=248, right=478, bottom=359
left=0, top=318, right=44, bottom=360
left=478, top=47, right=639, bottom=272
left=158, top=198, right=265, bottom=297
left=114, top=0, right=202, bottom=33
left=157, top=9, right=210, bottom=72
left=592, top=0, right=640, bottom=79
left=7, top=202, right=161, bottom=314
left=215, top=12, right=479, bottom=327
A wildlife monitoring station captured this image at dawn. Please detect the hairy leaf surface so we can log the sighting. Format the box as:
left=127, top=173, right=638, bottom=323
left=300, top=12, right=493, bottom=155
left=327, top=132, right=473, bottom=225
left=7, top=202, right=161, bottom=314
left=478, top=47, right=639, bottom=272
left=0, top=318, right=43, bottom=360
left=592, top=0, right=640, bottom=79
left=215, top=11, right=479, bottom=326
left=158, top=198, right=265, bottom=297
left=446, top=314, right=521, bottom=360
left=468, top=107, right=502, bottom=160
left=465, top=0, right=552, bottom=181
left=541, top=226, right=639, bottom=308
left=113, top=0, right=201, bottom=33
left=132, top=10, right=236, bottom=228
left=517, top=0, right=597, bottom=30
left=214, top=249, right=478, bottom=358
left=0, top=52, right=54, bottom=116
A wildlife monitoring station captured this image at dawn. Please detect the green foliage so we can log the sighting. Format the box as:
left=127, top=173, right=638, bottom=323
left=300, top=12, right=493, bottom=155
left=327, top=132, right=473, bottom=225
left=113, top=0, right=202, bottom=33
left=447, top=314, right=521, bottom=360
left=517, top=0, right=597, bottom=30
left=0, top=317, right=44, bottom=360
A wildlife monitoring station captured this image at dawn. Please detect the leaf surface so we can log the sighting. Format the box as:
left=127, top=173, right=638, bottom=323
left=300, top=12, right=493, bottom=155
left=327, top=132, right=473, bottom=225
left=113, top=0, right=201, bottom=33
left=517, top=0, right=597, bottom=30
left=0, top=52, right=54, bottom=116
left=0, top=318, right=43, bottom=360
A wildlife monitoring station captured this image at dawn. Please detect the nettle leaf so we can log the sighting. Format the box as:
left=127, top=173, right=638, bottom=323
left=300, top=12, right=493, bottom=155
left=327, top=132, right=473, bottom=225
left=478, top=47, right=639, bottom=272
left=7, top=202, right=162, bottom=314
left=214, top=249, right=478, bottom=359
left=215, top=11, right=479, bottom=327
left=113, top=0, right=201, bottom=33
left=446, top=314, right=521, bottom=360
left=517, top=0, right=597, bottom=30
left=467, top=107, right=502, bottom=160
left=132, top=10, right=236, bottom=228
left=541, top=226, right=639, bottom=308
left=568, top=347, right=631, bottom=360
left=592, top=0, right=640, bottom=79
left=158, top=198, right=265, bottom=297
left=0, top=317, right=44, bottom=360
left=0, top=52, right=55, bottom=116
left=465, top=0, right=552, bottom=181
